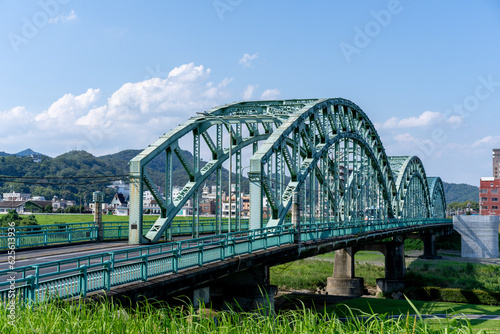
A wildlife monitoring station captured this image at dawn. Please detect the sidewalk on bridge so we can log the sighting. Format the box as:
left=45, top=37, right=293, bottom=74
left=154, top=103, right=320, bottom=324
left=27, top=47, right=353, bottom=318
left=0, top=241, right=133, bottom=263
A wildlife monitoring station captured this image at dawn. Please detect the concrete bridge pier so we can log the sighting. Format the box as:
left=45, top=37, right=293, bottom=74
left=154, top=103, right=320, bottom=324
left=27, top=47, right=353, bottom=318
left=375, top=237, right=406, bottom=295
left=418, top=231, right=442, bottom=260
left=326, top=247, right=365, bottom=296
left=326, top=237, right=407, bottom=297
left=209, top=265, right=276, bottom=312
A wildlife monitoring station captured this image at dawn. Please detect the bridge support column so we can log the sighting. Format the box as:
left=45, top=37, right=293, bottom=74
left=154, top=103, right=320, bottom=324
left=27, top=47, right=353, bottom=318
left=326, top=247, right=365, bottom=296
left=419, top=231, right=441, bottom=259
left=210, top=265, right=276, bottom=312
left=376, top=237, right=406, bottom=295
left=292, top=190, right=301, bottom=243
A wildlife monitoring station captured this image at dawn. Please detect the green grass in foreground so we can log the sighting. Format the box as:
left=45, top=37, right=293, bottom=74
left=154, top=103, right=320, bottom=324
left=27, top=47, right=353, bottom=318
left=329, top=297, right=500, bottom=317
left=0, top=299, right=474, bottom=334
left=329, top=297, right=500, bottom=333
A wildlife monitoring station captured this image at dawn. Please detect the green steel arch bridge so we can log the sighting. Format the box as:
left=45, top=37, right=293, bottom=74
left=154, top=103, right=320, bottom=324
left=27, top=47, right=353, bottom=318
left=0, top=98, right=452, bottom=305
left=129, top=98, right=447, bottom=244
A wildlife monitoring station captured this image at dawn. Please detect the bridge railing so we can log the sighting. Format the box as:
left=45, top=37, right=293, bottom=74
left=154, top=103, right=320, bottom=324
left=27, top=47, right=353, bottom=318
left=0, top=224, right=293, bottom=304
left=300, top=218, right=451, bottom=242
left=0, top=218, right=451, bottom=304
left=0, top=219, right=251, bottom=251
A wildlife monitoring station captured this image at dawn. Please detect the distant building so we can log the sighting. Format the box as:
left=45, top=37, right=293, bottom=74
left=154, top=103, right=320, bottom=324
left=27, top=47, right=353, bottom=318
left=199, top=199, right=215, bottom=215
left=51, top=196, right=75, bottom=211
left=3, top=192, right=31, bottom=201
left=0, top=200, right=51, bottom=214
left=479, top=177, right=500, bottom=215
left=107, top=180, right=130, bottom=197
left=110, top=193, right=128, bottom=209
left=494, top=149, right=500, bottom=179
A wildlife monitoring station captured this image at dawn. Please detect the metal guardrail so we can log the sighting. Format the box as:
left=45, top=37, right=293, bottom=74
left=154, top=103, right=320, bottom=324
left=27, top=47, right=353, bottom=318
left=0, top=219, right=250, bottom=251
left=0, top=218, right=451, bottom=304
left=0, top=224, right=295, bottom=304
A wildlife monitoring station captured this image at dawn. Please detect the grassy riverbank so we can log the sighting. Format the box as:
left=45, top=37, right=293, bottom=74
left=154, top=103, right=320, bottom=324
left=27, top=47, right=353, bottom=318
left=1, top=298, right=474, bottom=334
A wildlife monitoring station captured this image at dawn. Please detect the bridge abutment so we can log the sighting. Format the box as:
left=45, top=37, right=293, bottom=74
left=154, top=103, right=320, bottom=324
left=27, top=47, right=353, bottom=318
left=453, top=215, right=500, bottom=258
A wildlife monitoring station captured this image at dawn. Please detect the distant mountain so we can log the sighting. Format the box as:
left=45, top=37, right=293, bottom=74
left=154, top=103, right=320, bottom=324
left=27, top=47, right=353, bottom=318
left=0, top=148, right=244, bottom=203
left=15, top=148, right=46, bottom=157
left=442, top=182, right=478, bottom=204
left=0, top=148, right=47, bottom=157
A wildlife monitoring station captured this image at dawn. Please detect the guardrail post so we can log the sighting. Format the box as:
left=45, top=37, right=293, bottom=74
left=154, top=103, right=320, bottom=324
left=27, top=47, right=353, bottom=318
left=220, top=235, right=226, bottom=260
left=26, top=275, right=36, bottom=304
left=68, top=228, right=72, bottom=244
left=79, top=265, right=88, bottom=297
left=141, top=255, right=148, bottom=281
left=43, top=228, right=48, bottom=246
left=198, top=246, right=203, bottom=266
left=103, top=261, right=111, bottom=291
left=15, top=231, right=20, bottom=249
left=173, top=249, right=179, bottom=273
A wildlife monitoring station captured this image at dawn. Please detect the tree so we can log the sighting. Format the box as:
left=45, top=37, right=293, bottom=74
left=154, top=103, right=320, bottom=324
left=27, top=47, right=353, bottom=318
left=0, top=210, right=38, bottom=227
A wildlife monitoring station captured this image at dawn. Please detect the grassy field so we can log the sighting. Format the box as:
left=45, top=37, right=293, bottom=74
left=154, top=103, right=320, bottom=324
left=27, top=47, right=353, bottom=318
left=271, top=250, right=500, bottom=332
left=273, top=250, right=500, bottom=292
left=270, top=259, right=385, bottom=290
left=32, top=214, right=199, bottom=225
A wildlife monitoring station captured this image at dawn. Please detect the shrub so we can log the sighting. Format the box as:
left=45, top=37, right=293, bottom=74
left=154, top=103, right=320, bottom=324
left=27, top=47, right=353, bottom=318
left=406, top=286, right=500, bottom=305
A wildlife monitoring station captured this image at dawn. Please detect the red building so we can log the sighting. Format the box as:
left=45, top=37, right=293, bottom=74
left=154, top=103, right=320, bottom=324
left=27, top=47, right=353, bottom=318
left=479, top=177, right=500, bottom=215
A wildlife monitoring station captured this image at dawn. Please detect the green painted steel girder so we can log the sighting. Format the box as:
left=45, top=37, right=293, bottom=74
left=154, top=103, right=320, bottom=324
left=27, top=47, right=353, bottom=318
left=129, top=98, right=448, bottom=244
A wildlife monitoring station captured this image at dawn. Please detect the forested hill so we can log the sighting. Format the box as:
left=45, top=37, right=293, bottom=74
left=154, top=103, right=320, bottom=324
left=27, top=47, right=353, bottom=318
left=442, top=182, right=479, bottom=204
left=0, top=149, right=238, bottom=202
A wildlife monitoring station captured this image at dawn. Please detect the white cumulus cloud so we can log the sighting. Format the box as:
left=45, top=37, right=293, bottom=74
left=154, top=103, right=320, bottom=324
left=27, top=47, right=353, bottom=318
left=49, top=9, right=77, bottom=24
left=36, top=88, right=101, bottom=130
left=376, top=111, right=463, bottom=129
left=239, top=53, right=258, bottom=68
left=260, top=89, right=280, bottom=100
left=243, top=85, right=257, bottom=100
left=472, top=136, right=500, bottom=148
left=1, top=63, right=233, bottom=156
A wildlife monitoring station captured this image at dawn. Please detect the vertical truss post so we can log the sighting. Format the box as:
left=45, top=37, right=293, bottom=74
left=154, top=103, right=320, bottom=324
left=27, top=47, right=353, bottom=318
left=193, top=130, right=200, bottom=238
left=236, top=123, right=242, bottom=231
left=165, top=147, right=172, bottom=240
left=309, top=166, right=316, bottom=224
left=249, top=160, right=263, bottom=230
left=129, top=161, right=146, bottom=244
left=216, top=124, right=222, bottom=234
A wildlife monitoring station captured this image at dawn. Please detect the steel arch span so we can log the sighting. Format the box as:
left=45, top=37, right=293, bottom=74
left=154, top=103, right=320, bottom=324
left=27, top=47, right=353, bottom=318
left=129, top=98, right=447, bottom=244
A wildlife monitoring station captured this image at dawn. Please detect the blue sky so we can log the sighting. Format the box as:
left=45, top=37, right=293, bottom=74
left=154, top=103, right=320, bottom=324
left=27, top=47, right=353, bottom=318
left=0, top=0, right=499, bottom=186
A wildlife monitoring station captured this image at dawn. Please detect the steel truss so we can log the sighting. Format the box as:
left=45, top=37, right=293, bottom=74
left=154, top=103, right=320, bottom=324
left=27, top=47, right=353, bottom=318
left=129, top=98, right=447, bottom=244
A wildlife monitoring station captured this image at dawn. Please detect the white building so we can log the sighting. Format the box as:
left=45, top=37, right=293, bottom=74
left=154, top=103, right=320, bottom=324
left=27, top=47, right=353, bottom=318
left=107, top=180, right=130, bottom=197
left=3, top=192, right=31, bottom=201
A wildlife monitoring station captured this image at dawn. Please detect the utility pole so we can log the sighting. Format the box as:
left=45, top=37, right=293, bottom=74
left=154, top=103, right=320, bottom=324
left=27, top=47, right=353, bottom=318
left=93, top=191, right=104, bottom=241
